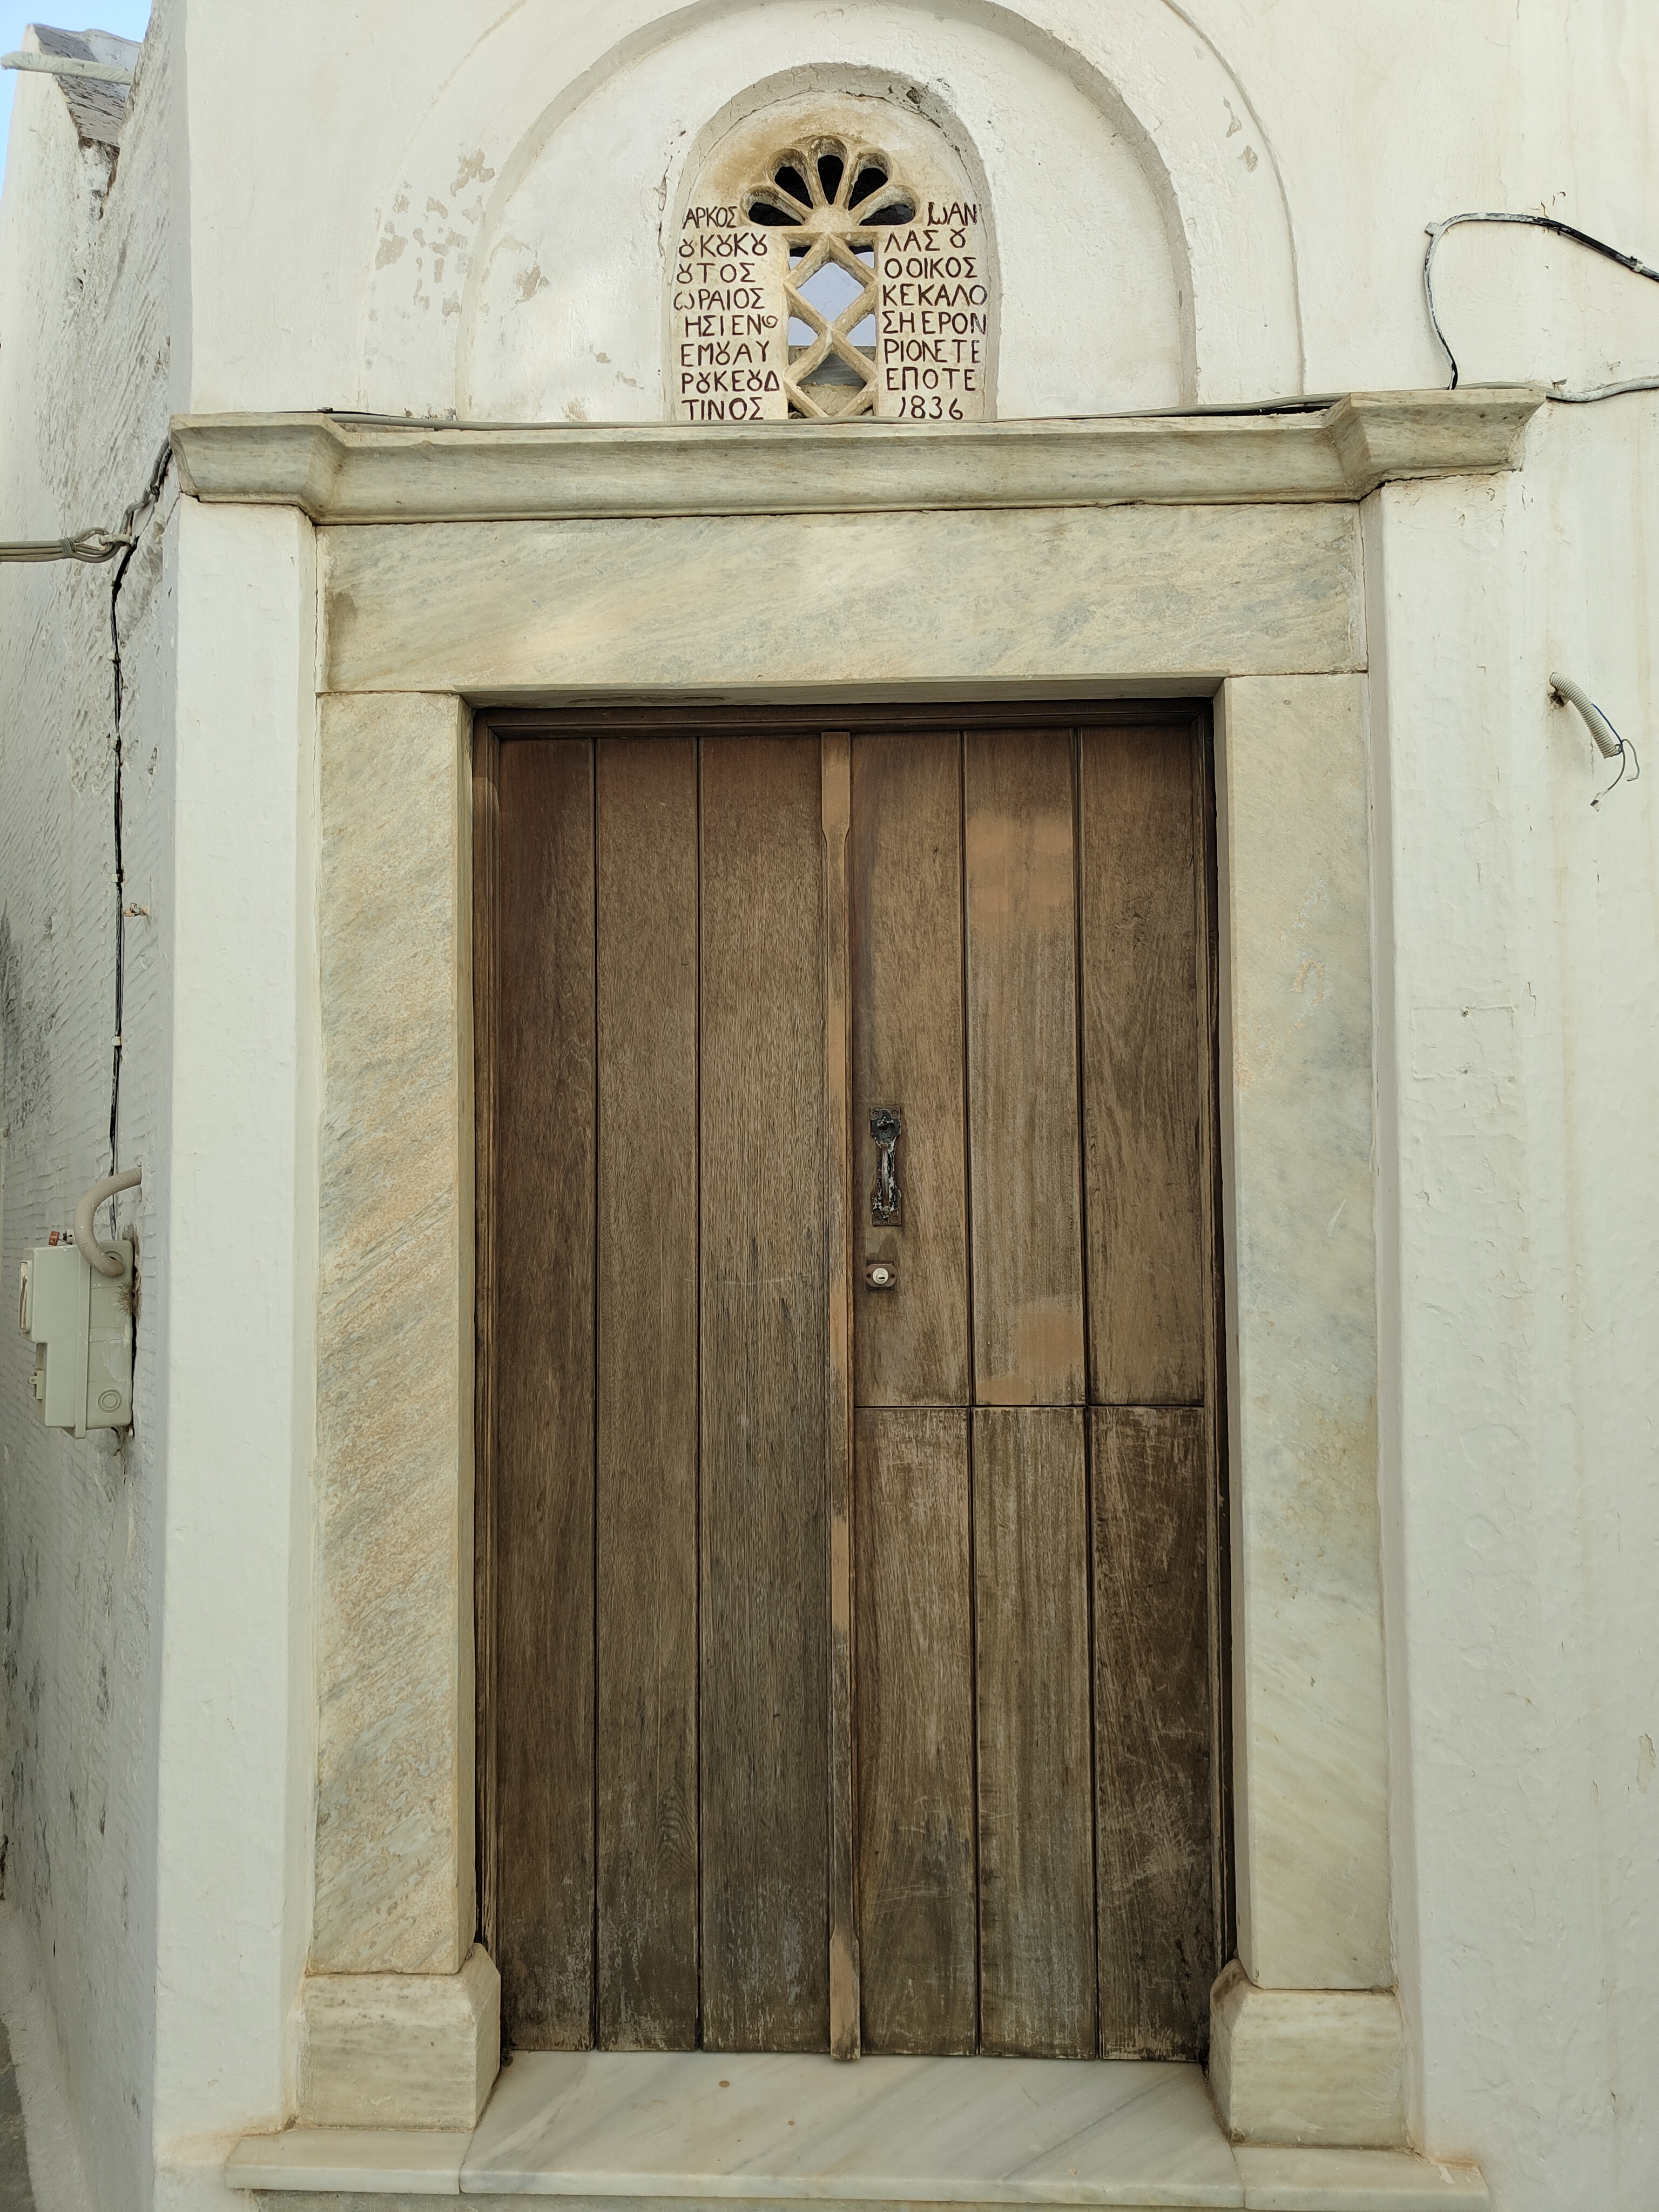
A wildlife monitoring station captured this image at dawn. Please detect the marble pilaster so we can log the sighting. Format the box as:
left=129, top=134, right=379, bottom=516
left=1215, top=674, right=1390, bottom=1996
left=307, top=689, right=493, bottom=2127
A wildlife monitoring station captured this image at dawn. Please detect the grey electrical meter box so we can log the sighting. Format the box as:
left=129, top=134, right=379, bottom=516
left=17, top=1236, right=134, bottom=1435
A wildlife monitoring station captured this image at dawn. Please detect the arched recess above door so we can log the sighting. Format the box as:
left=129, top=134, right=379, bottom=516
left=354, top=0, right=1303, bottom=423
left=670, top=88, right=995, bottom=422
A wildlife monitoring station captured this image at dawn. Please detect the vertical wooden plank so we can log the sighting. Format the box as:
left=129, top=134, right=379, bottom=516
left=823, top=733, right=860, bottom=2060
left=963, top=732, right=1084, bottom=1406
left=1193, top=718, right=1236, bottom=1976
left=854, top=1408, right=976, bottom=2053
left=492, top=737, right=596, bottom=2048
left=1079, top=727, right=1206, bottom=1404
left=700, top=734, right=830, bottom=2052
left=974, top=1407, right=1095, bottom=2058
left=595, top=738, right=698, bottom=2048
left=851, top=732, right=970, bottom=1407
left=473, top=725, right=499, bottom=1974
left=1092, top=1406, right=1215, bottom=2056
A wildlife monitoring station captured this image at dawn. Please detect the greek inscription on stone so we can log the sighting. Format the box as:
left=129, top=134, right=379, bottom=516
left=878, top=225, right=987, bottom=416
left=670, top=112, right=992, bottom=422
left=672, top=217, right=782, bottom=421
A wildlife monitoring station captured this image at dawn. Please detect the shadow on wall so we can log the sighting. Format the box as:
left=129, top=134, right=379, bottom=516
left=0, top=1901, right=96, bottom=2212
left=0, top=2016, right=34, bottom=2212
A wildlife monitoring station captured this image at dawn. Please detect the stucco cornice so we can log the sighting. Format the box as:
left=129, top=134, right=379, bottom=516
left=170, top=389, right=1542, bottom=525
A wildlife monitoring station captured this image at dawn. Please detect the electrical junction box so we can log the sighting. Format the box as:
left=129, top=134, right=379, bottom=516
left=17, top=1235, right=134, bottom=1436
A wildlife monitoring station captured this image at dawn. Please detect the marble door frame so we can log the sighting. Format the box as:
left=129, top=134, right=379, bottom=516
left=168, top=398, right=1542, bottom=2142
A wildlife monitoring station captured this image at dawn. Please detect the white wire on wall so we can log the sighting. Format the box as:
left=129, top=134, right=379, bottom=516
left=1424, top=210, right=1659, bottom=403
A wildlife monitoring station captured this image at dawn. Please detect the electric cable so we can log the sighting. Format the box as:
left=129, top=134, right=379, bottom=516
left=1592, top=730, right=1638, bottom=808
left=1, top=437, right=173, bottom=564
left=0, top=527, right=136, bottom=562
left=105, top=438, right=175, bottom=1193
left=1424, top=211, right=1659, bottom=402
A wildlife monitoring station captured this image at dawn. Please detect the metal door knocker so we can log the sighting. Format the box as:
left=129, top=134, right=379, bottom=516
left=870, top=1107, right=903, bottom=1227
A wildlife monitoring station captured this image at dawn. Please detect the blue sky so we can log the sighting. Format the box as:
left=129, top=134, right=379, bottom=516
left=0, top=4, right=150, bottom=184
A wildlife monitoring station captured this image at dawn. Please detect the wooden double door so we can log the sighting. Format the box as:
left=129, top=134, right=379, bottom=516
left=475, top=704, right=1227, bottom=2066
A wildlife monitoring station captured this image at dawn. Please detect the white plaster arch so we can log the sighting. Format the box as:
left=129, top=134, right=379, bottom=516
left=356, top=0, right=1303, bottom=419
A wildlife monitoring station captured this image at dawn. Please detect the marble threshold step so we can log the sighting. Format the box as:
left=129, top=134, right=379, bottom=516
left=227, top=2051, right=1487, bottom=2211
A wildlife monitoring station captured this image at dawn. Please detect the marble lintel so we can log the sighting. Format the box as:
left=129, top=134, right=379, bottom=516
left=319, top=504, right=1363, bottom=697
left=171, top=391, right=1543, bottom=527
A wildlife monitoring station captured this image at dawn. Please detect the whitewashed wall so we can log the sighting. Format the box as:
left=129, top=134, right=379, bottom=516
left=1370, top=397, right=1659, bottom=2210
left=1, top=4, right=1657, bottom=2210
left=0, top=20, right=174, bottom=2212
left=0, top=11, right=318, bottom=2212
left=168, top=0, right=1659, bottom=419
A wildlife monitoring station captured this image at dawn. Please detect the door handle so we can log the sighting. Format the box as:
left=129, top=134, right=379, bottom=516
left=870, top=1108, right=903, bottom=1226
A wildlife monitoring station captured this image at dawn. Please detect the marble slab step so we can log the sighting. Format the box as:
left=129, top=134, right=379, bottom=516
left=1231, top=2149, right=1486, bottom=2210
left=230, top=2127, right=469, bottom=2194
left=229, top=2051, right=1487, bottom=2211
left=463, top=2052, right=1238, bottom=2203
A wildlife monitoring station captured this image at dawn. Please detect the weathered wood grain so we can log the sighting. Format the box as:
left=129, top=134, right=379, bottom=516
left=851, top=732, right=970, bottom=1408
left=963, top=732, right=1085, bottom=1406
left=854, top=1408, right=976, bottom=2053
left=595, top=738, right=699, bottom=2048
left=492, top=737, right=596, bottom=2048
left=822, top=732, right=860, bottom=2060
left=974, top=1407, right=1096, bottom=2057
left=1092, top=1406, right=1215, bottom=2056
left=477, top=705, right=1226, bottom=2067
left=699, top=735, right=830, bottom=2052
left=1080, top=728, right=1206, bottom=1404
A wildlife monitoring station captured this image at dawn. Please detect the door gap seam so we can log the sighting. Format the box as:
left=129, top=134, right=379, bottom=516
left=1070, top=726, right=1104, bottom=2059
left=956, top=726, right=983, bottom=2057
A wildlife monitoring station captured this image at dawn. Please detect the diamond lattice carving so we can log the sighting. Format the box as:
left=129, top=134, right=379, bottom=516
left=745, top=140, right=916, bottom=419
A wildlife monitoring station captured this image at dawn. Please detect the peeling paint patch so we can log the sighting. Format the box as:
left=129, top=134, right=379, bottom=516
left=451, top=150, right=496, bottom=195
left=515, top=264, right=549, bottom=305
left=375, top=231, right=408, bottom=269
